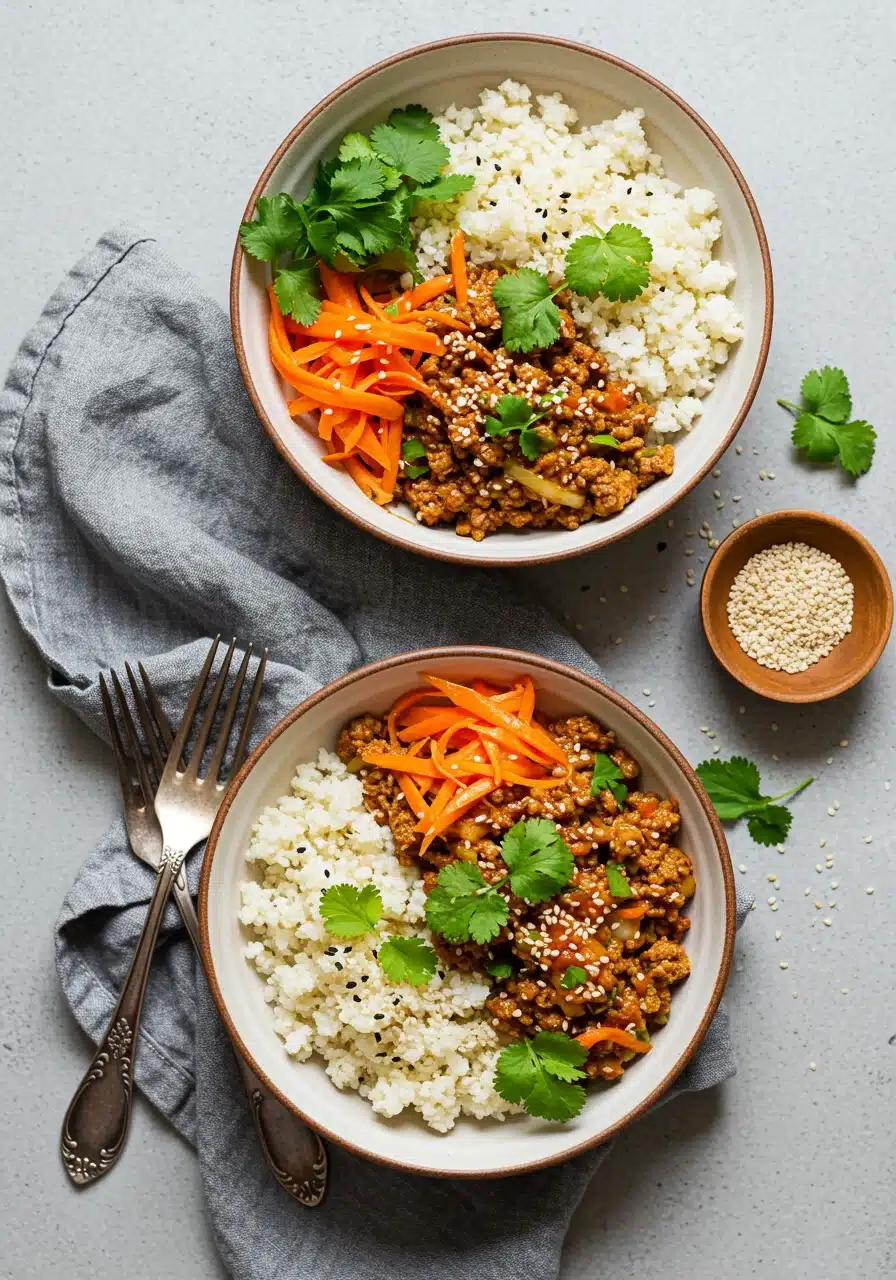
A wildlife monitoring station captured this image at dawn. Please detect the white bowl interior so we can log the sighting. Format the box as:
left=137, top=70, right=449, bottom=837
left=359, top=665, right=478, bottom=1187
left=203, top=653, right=731, bottom=1176
left=236, top=37, right=769, bottom=565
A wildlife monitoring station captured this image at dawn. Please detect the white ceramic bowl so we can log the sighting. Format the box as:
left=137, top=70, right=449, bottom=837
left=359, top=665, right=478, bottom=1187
left=231, top=34, right=772, bottom=567
left=199, top=647, right=735, bottom=1177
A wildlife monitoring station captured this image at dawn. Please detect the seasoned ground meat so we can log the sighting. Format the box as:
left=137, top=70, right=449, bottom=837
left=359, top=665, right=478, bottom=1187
left=395, top=266, right=674, bottom=540
left=341, top=707, right=695, bottom=1079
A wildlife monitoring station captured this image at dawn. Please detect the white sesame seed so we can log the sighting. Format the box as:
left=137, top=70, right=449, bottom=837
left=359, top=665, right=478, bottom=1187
left=809, top=1062, right=816, bottom=1072
left=775, top=930, right=782, bottom=940
left=780, top=961, right=789, bottom=969
left=823, top=917, right=833, bottom=926
left=819, top=839, right=826, bottom=848
left=866, top=886, right=874, bottom=895
left=863, top=835, right=873, bottom=844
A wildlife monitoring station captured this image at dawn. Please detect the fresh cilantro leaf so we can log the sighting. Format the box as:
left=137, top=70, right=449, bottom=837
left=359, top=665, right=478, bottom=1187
left=486, top=959, right=514, bottom=979
left=239, top=193, right=308, bottom=263
left=494, top=1031, right=587, bottom=1121
left=565, top=224, right=653, bottom=302
left=320, top=883, right=382, bottom=937
left=328, top=158, right=388, bottom=204
left=401, top=437, right=429, bottom=478
left=484, top=394, right=554, bottom=461
left=304, top=212, right=339, bottom=262
left=501, top=819, right=574, bottom=903
left=589, top=433, right=621, bottom=449
left=414, top=173, right=476, bottom=203
left=605, top=862, right=633, bottom=899
left=404, top=464, right=428, bottom=479
left=696, top=756, right=812, bottom=847
left=378, top=936, right=437, bottom=986
left=338, top=132, right=375, bottom=163
left=402, top=438, right=427, bottom=459
left=370, top=123, right=449, bottom=184
left=386, top=104, right=440, bottom=139
left=800, top=366, right=851, bottom=423
left=747, top=805, right=793, bottom=847
left=590, top=753, right=627, bottom=806
left=492, top=269, right=563, bottom=353
left=560, top=966, right=588, bottom=989
left=778, top=367, right=875, bottom=476
left=424, top=862, right=508, bottom=944
left=273, top=261, right=322, bottom=325
left=791, top=414, right=876, bottom=476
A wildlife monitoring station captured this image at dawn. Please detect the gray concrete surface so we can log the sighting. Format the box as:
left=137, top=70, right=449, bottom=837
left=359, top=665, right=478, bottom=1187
left=1, top=2, right=894, bottom=1277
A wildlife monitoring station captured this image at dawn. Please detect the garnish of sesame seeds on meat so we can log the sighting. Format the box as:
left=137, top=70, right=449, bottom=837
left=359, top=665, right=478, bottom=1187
left=397, top=263, right=674, bottom=540
left=336, top=702, right=695, bottom=1081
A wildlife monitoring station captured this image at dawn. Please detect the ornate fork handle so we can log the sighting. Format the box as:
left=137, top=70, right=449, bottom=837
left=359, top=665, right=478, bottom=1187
left=61, top=845, right=185, bottom=1187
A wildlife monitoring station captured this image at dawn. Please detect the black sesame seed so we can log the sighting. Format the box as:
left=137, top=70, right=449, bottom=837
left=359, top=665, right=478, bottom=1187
left=352, top=994, right=361, bottom=1003
left=334, top=961, right=343, bottom=970
left=374, top=1013, right=385, bottom=1020
left=541, top=232, right=548, bottom=243
left=580, top=583, right=591, bottom=592
left=343, top=946, right=352, bottom=953
left=494, top=163, right=501, bottom=171
left=656, top=541, right=667, bottom=552
left=542, top=210, right=548, bottom=219
left=659, top=286, right=666, bottom=292
left=346, top=981, right=357, bottom=989
left=325, top=946, right=337, bottom=955
left=560, top=191, right=571, bottom=199
left=646, top=191, right=653, bottom=196
left=323, top=869, right=330, bottom=878
left=475, top=156, right=481, bottom=166
left=535, top=207, right=542, bottom=213
left=626, top=186, right=632, bottom=194
left=374, top=1032, right=381, bottom=1042
left=515, top=175, right=521, bottom=185
left=392, top=1056, right=401, bottom=1063
left=561, top=231, right=570, bottom=239
left=489, top=200, right=497, bottom=207
left=559, top=207, right=568, bottom=214
left=360, top=975, right=369, bottom=982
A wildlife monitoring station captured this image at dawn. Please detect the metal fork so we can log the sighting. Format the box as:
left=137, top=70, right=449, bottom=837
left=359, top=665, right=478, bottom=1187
left=60, top=639, right=326, bottom=1203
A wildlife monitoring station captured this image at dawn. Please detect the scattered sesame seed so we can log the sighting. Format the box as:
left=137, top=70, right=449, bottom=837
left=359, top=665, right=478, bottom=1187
left=866, top=886, right=874, bottom=895
left=863, top=835, right=873, bottom=844
left=823, top=918, right=833, bottom=926
left=780, top=961, right=789, bottom=969
left=775, top=930, right=782, bottom=940
left=809, top=1062, right=816, bottom=1072
left=738, top=864, right=747, bottom=873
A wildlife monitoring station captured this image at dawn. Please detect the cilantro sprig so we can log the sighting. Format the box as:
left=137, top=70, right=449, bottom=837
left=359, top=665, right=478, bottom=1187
left=401, top=437, right=429, bottom=479
left=492, top=224, right=653, bottom=353
left=590, top=753, right=628, bottom=805
left=319, top=883, right=383, bottom=937
left=424, top=819, right=574, bottom=945
left=560, top=966, right=588, bottom=989
left=239, top=104, right=473, bottom=323
left=696, top=756, right=813, bottom=846
left=484, top=391, right=563, bottom=460
left=778, top=367, right=876, bottom=476
left=605, top=862, right=633, bottom=899
left=495, top=1031, right=588, bottom=1121
left=378, top=936, right=438, bottom=986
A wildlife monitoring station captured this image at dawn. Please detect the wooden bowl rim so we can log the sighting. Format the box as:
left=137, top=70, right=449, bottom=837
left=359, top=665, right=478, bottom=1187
left=700, top=509, right=894, bottom=703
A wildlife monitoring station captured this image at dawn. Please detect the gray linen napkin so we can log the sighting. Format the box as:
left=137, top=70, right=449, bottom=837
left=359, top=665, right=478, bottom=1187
left=0, top=227, right=751, bottom=1280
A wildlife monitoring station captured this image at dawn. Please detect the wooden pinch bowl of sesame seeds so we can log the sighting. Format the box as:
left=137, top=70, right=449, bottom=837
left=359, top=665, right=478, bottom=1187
left=701, top=510, right=893, bottom=703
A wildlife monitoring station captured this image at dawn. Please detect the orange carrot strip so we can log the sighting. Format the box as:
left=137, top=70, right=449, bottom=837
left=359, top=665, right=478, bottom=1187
left=407, top=275, right=454, bottom=309
left=397, top=773, right=429, bottom=819
left=471, top=679, right=502, bottom=697
left=500, top=768, right=563, bottom=790
left=287, top=396, right=318, bottom=415
left=397, top=709, right=469, bottom=742
left=359, top=283, right=392, bottom=322
left=400, top=309, right=471, bottom=333
left=319, top=263, right=360, bottom=308
left=426, top=778, right=458, bottom=826
left=361, top=751, right=443, bottom=779
left=283, top=368, right=404, bottom=419
left=450, top=231, right=468, bottom=306
left=376, top=371, right=434, bottom=398
left=424, top=676, right=569, bottom=767
left=387, top=690, right=441, bottom=745
left=517, top=677, right=536, bottom=723
left=616, top=902, right=651, bottom=920
left=381, top=416, right=402, bottom=498
left=344, top=456, right=390, bottom=504
left=481, top=736, right=503, bottom=785
left=294, top=313, right=445, bottom=355
left=575, top=1027, right=652, bottom=1054
left=355, top=425, right=391, bottom=471
left=420, top=778, right=495, bottom=854
left=473, top=722, right=553, bottom=767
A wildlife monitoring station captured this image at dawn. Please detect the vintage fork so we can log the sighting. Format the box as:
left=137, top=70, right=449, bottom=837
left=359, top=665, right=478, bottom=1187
left=60, top=638, right=326, bottom=1203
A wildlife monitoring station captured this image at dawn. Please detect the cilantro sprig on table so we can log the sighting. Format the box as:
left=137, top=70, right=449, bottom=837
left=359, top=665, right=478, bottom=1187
left=492, top=224, right=653, bottom=353
left=696, top=756, right=813, bottom=846
left=239, top=105, right=474, bottom=324
left=424, top=819, right=574, bottom=944
left=484, top=391, right=563, bottom=460
left=778, top=366, right=876, bottom=476
left=495, top=1031, right=588, bottom=1121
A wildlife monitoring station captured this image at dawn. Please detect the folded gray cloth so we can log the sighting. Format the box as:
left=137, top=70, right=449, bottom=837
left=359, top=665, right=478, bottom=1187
left=0, top=227, right=751, bottom=1280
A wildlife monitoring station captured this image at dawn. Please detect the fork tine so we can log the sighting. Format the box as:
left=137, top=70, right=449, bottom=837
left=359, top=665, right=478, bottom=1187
left=100, top=674, right=136, bottom=804
left=206, top=645, right=252, bottom=782
left=165, top=635, right=220, bottom=779
left=229, top=647, right=268, bottom=776
left=185, top=637, right=235, bottom=777
left=138, top=662, right=174, bottom=751
left=110, top=669, right=154, bottom=809
left=125, top=662, right=165, bottom=783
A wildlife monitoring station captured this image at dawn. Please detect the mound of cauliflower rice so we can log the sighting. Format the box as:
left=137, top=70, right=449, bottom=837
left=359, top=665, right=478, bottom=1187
left=412, top=80, right=744, bottom=436
left=239, top=750, right=517, bottom=1132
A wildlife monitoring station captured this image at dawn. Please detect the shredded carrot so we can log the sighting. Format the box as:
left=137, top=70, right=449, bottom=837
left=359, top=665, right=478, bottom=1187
left=396, top=773, right=429, bottom=820
left=575, top=1027, right=652, bottom=1054
left=420, top=778, right=495, bottom=854
left=406, top=275, right=454, bottom=309
left=423, top=676, right=569, bottom=768
left=450, top=230, right=468, bottom=306
left=616, top=902, right=651, bottom=920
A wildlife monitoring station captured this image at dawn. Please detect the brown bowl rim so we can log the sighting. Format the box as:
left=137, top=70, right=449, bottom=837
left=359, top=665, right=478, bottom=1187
left=229, top=32, right=774, bottom=568
left=700, top=509, right=894, bottom=703
left=198, top=644, right=737, bottom=1179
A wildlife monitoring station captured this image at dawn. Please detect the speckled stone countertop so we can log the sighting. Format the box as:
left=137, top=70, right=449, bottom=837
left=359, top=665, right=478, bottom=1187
left=1, top=2, right=893, bottom=1277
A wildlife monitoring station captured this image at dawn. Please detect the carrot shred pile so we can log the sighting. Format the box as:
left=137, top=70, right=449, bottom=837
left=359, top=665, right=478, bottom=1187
left=267, top=238, right=468, bottom=504
left=361, top=673, right=571, bottom=855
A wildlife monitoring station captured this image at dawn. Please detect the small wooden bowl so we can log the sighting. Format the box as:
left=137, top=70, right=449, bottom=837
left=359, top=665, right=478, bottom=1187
left=701, top=510, right=893, bottom=703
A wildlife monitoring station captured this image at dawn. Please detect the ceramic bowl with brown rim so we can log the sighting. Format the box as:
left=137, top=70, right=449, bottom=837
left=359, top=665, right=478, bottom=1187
left=199, top=646, right=735, bottom=1178
left=701, top=510, right=893, bottom=703
left=231, top=34, right=773, bottom=567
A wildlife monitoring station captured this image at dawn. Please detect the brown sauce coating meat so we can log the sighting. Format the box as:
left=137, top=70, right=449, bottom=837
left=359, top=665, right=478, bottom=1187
left=395, top=265, right=674, bottom=540
left=337, top=709, right=694, bottom=1079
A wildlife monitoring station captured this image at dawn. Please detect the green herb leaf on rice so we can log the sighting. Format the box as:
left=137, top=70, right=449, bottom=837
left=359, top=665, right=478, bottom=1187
left=378, top=936, right=438, bottom=986
left=564, top=223, right=653, bottom=303
left=491, top=269, right=563, bottom=353
left=320, top=883, right=383, bottom=937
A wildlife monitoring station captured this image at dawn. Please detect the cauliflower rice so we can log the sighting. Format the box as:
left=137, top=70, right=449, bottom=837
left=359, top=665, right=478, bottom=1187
left=239, top=749, right=516, bottom=1132
left=413, top=80, right=744, bottom=436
